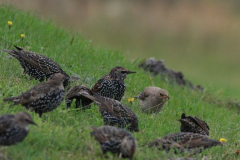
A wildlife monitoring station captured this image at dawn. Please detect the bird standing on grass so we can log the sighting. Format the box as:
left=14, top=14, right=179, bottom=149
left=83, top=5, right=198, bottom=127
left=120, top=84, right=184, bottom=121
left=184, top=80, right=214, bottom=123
left=135, top=87, right=169, bottom=114
left=0, top=112, right=37, bottom=146
left=179, top=113, right=210, bottom=136
left=149, top=132, right=224, bottom=154
left=65, top=85, right=93, bottom=109
left=91, top=66, right=136, bottom=101
left=2, top=46, right=70, bottom=88
left=3, top=73, right=66, bottom=117
left=81, top=92, right=139, bottom=132
left=91, top=126, right=137, bottom=160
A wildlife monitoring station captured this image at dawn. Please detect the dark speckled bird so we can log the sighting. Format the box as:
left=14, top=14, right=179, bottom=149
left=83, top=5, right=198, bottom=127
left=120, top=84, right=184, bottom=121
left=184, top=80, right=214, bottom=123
left=91, top=66, right=136, bottom=101
left=3, top=73, right=66, bottom=117
left=2, top=46, right=70, bottom=88
left=179, top=113, right=210, bottom=136
left=81, top=92, right=139, bottom=132
left=149, top=132, right=224, bottom=154
left=0, top=112, right=37, bottom=146
left=91, top=126, right=137, bottom=160
left=65, top=85, right=93, bottom=109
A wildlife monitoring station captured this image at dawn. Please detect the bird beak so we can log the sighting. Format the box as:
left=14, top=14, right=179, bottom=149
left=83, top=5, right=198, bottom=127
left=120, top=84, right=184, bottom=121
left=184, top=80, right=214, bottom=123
left=178, top=119, right=187, bottom=123
left=127, top=70, right=137, bottom=74
left=31, top=121, right=38, bottom=126
left=163, top=95, right=169, bottom=99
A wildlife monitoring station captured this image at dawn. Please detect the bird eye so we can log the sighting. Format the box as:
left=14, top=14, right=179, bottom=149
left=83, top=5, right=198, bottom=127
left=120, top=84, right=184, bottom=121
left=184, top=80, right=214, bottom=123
left=121, top=71, right=127, bottom=74
left=160, top=93, right=164, bottom=96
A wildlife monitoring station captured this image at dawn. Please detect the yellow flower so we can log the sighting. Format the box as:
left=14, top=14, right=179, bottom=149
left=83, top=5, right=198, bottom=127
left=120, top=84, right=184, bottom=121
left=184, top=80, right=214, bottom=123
left=220, top=138, right=227, bottom=142
left=8, top=21, right=12, bottom=26
left=128, top=98, right=134, bottom=103
left=21, top=34, right=25, bottom=38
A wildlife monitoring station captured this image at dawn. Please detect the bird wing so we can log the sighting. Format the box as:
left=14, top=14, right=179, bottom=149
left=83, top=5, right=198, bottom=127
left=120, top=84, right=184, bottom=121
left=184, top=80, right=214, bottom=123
left=91, top=75, right=108, bottom=93
left=91, top=126, right=117, bottom=143
left=192, top=116, right=210, bottom=135
left=0, top=114, right=15, bottom=134
left=93, top=93, right=128, bottom=119
left=15, top=49, right=61, bottom=74
left=19, top=82, right=55, bottom=105
left=66, top=85, right=92, bottom=99
left=176, top=133, right=215, bottom=148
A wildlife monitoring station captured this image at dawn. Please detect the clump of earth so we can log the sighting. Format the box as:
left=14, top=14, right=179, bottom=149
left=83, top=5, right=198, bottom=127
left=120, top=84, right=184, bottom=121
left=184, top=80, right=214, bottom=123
left=139, top=57, right=204, bottom=91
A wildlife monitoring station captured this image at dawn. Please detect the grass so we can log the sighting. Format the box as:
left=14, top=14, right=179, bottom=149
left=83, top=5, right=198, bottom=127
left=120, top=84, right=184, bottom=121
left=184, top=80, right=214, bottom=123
left=0, top=4, right=240, bottom=160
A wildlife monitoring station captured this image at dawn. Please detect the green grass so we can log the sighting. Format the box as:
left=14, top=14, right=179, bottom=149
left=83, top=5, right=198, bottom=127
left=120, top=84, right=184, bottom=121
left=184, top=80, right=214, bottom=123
left=0, top=5, right=240, bottom=160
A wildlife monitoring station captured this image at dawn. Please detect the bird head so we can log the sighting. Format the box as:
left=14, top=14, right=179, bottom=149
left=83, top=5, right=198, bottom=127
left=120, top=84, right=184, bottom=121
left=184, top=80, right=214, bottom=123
left=48, top=73, right=67, bottom=86
left=16, top=112, right=38, bottom=128
left=109, top=66, right=136, bottom=80
left=158, top=89, right=169, bottom=101
left=120, top=136, right=137, bottom=160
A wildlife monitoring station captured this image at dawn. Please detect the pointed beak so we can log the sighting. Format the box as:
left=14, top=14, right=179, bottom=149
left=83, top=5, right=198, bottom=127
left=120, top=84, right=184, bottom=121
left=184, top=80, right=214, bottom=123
left=127, top=70, right=137, bottom=74
left=163, top=95, right=169, bottom=99
left=31, top=121, right=38, bottom=126
left=178, top=119, right=186, bottom=123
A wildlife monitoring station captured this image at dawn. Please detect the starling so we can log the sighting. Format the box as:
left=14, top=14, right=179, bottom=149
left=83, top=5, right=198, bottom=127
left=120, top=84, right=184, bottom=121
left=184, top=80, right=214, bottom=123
left=81, top=92, right=139, bottom=132
left=2, top=46, right=70, bottom=88
left=149, top=132, right=224, bottom=154
left=0, top=112, right=37, bottom=146
left=3, top=73, right=66, bottom=117
left=135, top=87, right=169, bottom=114
left=65, top=85, right=93, bottom=109
left=91, top=126, right=137, bottom=160
left=179, top=113, right=210, bottom=136
left=91, top=66, right=136, bottom=101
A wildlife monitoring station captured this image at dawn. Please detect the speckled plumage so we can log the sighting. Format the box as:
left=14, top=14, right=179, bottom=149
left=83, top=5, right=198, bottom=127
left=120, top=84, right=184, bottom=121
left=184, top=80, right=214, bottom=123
left=135, top=87, right=169, bottom=114
left=65, top=85, right=93, bottom=109
left=0, top=112, right=37, bottom=146
left=91, top=126, right=137, bottom=160
left=2, top=46, right=70, bottom=88
left=179, top=113, right=210, bottom=136
left=81, top=92, right=139, bottom=132
left=149, top=132, right=223, bottom=154
left=4, top=73, right=66, bottom=117
left=91, top=66, right=136, bottom=101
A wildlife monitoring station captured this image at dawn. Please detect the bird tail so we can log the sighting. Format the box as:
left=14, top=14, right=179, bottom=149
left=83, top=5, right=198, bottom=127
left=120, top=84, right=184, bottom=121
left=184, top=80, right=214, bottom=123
left=13, top=45, right=23, bottom=51
left=3, top=97, right=20, bottom=105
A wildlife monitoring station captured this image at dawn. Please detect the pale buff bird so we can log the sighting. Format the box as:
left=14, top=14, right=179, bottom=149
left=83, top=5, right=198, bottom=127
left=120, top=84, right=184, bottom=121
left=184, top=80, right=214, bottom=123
left=135, top=87, right=169, bottom=114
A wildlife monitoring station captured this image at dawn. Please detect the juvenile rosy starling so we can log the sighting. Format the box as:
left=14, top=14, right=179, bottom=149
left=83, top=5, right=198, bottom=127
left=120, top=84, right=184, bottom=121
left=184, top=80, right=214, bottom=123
left=4, top=73, right=66, bottom=117
left=135, top=87, right=169, bottom=114
left=91, top=126, right=137, bottom=160
left=81, top=92, right=139, bottom=132
left=149, top=132, right=224, bottom=154
left=2, top=46, right=70, bottom=88
left=91, top=66, right=136, bottom=101
left=179, top=113, right=210, bottom=136
left=0, top=112, right=37, bottom=146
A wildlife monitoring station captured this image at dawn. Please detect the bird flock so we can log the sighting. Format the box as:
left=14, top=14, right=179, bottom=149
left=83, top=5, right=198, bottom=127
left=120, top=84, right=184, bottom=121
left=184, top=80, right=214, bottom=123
left=0, top=46, right=225, bottom=159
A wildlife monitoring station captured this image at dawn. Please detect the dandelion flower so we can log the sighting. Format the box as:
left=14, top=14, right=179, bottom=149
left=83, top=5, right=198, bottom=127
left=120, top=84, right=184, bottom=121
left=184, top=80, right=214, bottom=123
left=8, top=21, right=12, bottom=26
left=220, top=138, right=227, bottom=142
left=128, top=98, right=134, bottom=104
left=8, top=21, right=12, bottom=29
left=21, top=34, right=25, bottom=38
